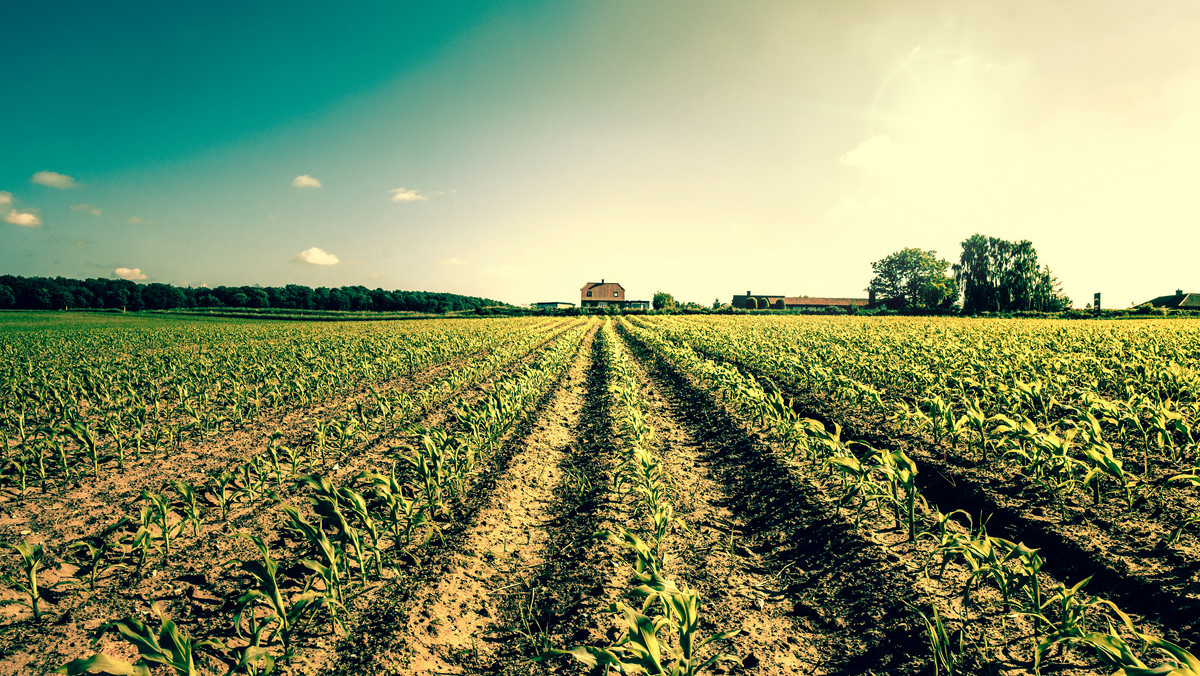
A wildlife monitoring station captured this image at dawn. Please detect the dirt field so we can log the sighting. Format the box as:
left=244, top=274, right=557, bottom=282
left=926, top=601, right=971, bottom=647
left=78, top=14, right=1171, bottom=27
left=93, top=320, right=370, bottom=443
left=1, top=313, right=1196, bottom=675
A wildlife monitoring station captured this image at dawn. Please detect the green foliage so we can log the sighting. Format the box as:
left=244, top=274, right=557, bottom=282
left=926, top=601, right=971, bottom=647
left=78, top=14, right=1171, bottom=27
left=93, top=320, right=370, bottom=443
left=54, top=608, right=224, bottom=676
left=2, top=540, right=47, bottom=620
left=954, top=235, right=1071, bottom=313
left=653, top=291, right=677, bottom=311
left=233, top=533, right=343, bottom=654
left=868, top=247, right=957, bottom=310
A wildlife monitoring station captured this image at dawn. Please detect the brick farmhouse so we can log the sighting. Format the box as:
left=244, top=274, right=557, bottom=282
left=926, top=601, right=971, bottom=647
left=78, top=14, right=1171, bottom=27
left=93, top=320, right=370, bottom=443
left=581, top=280, right=650, bottom=309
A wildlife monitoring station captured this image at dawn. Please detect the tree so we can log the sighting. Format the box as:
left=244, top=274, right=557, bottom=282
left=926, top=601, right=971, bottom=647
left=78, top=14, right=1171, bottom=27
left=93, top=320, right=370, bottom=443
left=1032, top=265, right=1071, bottom=311
left=652, top=291, right=676, bottom=311
left=141, top=283, right=186, bottom=310
left=868, top=247, right=957, bottom=310
left=952, top=235, right=1070, bottom=313
left=712, top=298, right=722, bottom=310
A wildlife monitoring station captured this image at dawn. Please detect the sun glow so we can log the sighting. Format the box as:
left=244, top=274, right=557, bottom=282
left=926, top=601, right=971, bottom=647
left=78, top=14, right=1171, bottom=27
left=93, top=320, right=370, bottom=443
left=869, top=47, right=1022, bottom=154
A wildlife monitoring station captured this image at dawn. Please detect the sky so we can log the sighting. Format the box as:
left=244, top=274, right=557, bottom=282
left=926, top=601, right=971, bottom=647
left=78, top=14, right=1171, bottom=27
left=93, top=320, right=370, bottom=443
left=3, top=0, right=1198, bottom=309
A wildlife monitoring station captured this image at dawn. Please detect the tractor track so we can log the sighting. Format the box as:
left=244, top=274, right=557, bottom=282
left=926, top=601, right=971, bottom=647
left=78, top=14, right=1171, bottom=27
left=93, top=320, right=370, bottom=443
left=617, top=322, right=930, bottom=675
left=610, top=329, right=823, bottom=674
left=674, top=333, right=1200, bottom=651
left=0, top=320, right=584, bottom=676
left=325, top=322, right=603, bottom=675
left=751, top=375, right=1200, bottom=649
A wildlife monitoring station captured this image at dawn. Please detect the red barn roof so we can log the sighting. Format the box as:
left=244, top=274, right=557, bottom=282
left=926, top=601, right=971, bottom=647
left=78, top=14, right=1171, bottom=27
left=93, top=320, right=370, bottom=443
left=582, top=281, right=625, bottom=301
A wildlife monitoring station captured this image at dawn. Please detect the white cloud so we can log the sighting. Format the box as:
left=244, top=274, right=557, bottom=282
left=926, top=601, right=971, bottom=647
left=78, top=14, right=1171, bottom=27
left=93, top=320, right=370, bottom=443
left=366, top=272, right=382, bottom=280
left=31, top=171, right=78, bottom=189
left=126, top=216, right=154, bottom=225
left=439, top=257, right=469, bottom=265
left=0, top=191, right=11, bottom=207
left=294, top=246, right=340, bottom=265
left=70, top=203, right=102, bottom=216
left=114, top=267, right=147, bottom=280
left=388, top=187, right=427, bottom=202
left=839, top=135, right=903, bottom=176
left=5, top=211, right=42, bottom=227
left=293, top=175, right=322, bottom=188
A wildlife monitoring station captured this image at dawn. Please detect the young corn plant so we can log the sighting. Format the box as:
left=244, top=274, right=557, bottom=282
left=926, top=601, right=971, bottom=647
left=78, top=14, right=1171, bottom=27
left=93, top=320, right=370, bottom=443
left=53, top=607, right=225, bottom=676
left=546, top=573, right=740, bottom=676
left=232, top=533, right=344, bottom=655
left=68, top=539, right=126, bottom=590
left=2, top=540, right=48, bottom=620
left=299, top=474, right=381, bottom=585
left=206, top=471, right=237, bottom=521
left=905, top=603, right=983, bottom=676
left=170, top=480, right=203, bottom=536
left=876, top=448, right=925, bottom=541
left=1026, top=583, right=1200, bottom=675
left=281, top=504, right=344, bottom=603
left=140, top=490, right=185, bottom=559
left=63, top=421, right=103, bottom=479
left=359, top=467, right=441, bottom=556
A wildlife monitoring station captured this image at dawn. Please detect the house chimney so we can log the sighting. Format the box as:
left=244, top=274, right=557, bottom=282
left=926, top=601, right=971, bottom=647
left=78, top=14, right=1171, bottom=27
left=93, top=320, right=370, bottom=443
left=746, top=290, right=751, bottom=296
left=1178, top=289, right=1184, bottom=296
left=601, top=279, right=605, bottom=284
left=1094, top=292, right=1101, bottom=313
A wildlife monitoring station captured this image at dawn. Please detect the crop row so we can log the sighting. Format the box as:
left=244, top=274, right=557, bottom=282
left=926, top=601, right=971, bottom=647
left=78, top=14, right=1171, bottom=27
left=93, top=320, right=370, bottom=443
left=546, top=321, right=741, bottom=674
left=631, top=315, right=1200, bottom=538
left=621, top=316, right=1199, bottom=675
left=0, top=317, right=547, bottom=485
left=0, top=318, right=587, bottom=674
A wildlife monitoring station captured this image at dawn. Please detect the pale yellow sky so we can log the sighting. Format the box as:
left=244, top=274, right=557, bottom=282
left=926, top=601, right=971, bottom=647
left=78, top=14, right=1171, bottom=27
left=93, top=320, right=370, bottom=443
left=5, top=1, right=1197, bottom=308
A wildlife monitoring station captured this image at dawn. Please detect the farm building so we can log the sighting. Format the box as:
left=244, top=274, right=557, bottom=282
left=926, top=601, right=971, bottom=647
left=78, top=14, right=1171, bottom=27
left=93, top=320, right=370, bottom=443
left=731, top=290, right=880, bottom=310
left=1137, top=290, right=1200, bottom=310
left=532, top=301, right=574, bottom=309
left=581, top=280, right=651, bottom=309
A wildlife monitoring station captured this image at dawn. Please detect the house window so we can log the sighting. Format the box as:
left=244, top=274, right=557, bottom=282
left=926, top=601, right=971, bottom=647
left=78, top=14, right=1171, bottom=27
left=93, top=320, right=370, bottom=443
left=587, top=291, right=592, bottom=297
left=613, top=291, right=618, bottom=297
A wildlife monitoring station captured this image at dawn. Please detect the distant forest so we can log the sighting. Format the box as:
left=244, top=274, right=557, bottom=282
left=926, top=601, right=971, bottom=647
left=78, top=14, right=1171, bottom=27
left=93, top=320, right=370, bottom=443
left=0, top=275, right=507, bottom=313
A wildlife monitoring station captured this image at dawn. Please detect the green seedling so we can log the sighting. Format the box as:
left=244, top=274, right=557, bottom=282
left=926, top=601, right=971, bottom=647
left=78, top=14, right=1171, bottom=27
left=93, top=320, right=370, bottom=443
left=54, top=607, right=224, bottom=676
left=233, top=533, right=343, bottom=655
left=2, top=540, right=48, bottom=620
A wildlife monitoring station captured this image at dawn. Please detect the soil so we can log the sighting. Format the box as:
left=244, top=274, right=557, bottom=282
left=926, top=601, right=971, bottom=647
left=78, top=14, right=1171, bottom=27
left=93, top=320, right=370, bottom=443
left=2, top=314, right=1191, bottom=676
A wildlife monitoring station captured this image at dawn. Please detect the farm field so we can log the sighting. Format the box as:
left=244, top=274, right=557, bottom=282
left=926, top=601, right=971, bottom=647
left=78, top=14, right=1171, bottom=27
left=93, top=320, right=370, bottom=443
left=0, top=312, right=1198, bottom=675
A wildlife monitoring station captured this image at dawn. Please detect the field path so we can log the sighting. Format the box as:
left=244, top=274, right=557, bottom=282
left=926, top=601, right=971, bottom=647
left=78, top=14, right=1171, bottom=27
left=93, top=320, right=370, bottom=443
left=606, top=329, right=823, bottom=674
left=332, top=324, right=628, bottom=674
left=617, top=321, right=930, bottom=675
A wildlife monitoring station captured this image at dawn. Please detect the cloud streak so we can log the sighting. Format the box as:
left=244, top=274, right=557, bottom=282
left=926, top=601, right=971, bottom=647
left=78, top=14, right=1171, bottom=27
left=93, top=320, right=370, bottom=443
left=439, top=257, right=469, bottom=265
left=294, top=247, right=340, bottom=265
left=31, top=171, right=78, bottom=189
left=388, top=187, right=427, bottom=202
left=70, top=203, right=103, bottom=216
left=293, top=175, right=322, bottom=188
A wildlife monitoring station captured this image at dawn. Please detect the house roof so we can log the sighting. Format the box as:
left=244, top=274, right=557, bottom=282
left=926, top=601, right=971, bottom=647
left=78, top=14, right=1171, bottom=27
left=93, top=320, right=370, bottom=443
left=1140, top=292, right=1200, bottom=309
left=581, top=281, right=625, bottom=291
left=783, top=297, right=870, bottom=307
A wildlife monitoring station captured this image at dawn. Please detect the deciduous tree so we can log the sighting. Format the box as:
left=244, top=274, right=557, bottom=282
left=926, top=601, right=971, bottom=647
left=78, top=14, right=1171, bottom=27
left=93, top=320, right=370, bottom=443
left=868, top=247, right=957, bottom=309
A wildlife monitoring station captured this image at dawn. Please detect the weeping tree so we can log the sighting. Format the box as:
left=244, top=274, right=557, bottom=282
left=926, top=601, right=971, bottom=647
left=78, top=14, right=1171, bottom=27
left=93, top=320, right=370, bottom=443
left=953, top=235, right=1070, bottom=313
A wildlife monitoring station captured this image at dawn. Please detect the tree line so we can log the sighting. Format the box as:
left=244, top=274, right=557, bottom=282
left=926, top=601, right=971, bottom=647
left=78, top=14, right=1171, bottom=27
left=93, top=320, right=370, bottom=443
left=0, top=275, right=506, bottom=313
left=868, top=234, right=1071, bottom=313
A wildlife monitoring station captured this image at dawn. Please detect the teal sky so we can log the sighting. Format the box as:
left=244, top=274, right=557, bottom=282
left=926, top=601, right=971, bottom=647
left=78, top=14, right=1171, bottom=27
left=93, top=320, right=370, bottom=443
left=4, top=1, right=1199, bottom=308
